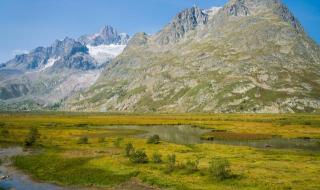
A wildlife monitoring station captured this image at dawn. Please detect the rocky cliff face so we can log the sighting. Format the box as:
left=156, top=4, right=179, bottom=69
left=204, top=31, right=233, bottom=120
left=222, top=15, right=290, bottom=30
left=154, top=6, right=208, bottom=45
left=65, top=0, right=320, bottom=113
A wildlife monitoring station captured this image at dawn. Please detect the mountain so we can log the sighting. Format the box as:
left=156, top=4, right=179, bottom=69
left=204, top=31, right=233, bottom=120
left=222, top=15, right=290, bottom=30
left=65, top=0, right=320, bottom=113
left=0, top=26, right=129, bottom=111
left=79, top=25, right=130, bottom=46
left=79, top=25, right=130, bottom=64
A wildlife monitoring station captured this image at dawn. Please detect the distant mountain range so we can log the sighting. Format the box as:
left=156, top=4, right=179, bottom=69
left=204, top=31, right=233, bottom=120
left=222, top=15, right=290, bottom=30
left=0, top=25, right=129, bottom=110
left=1, top=0, right=320, bottom=113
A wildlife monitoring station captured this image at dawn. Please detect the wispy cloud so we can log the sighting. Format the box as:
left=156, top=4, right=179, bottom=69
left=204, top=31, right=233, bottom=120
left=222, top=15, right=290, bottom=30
left=12, top=49, right=29, bottom=56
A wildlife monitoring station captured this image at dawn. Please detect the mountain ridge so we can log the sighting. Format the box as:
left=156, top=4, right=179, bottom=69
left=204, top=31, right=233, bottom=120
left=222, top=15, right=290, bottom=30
left=64, top=0, right=320, bottom=113
left=0, top=25, right=129, bottom=111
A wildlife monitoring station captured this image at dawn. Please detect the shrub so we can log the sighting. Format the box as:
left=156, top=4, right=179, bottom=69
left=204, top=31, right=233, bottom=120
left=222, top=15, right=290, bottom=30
left=98, top=137, right=106, bottom=143
left=152, top=152, right=162, bottom=163
left=113, top=138, right=123, bottom=148
left=125, top=143, right=135, bottom=157
left=209, top=158, right=231, bottom=181
left=147, top=135, right=160, bottom=144
left=130, top=150, right=148, bottom=163
left=77, top=136, right=89, bottom=144
left=165, top=154, right=176, bottom=173
left=24, top=127, right=40, bottom=147
left=185, top=159, right=199, bottom=173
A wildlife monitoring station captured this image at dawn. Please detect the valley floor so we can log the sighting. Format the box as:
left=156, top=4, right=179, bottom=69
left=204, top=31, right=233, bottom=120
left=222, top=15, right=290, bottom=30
left=0, top=113, right=320, bottom=190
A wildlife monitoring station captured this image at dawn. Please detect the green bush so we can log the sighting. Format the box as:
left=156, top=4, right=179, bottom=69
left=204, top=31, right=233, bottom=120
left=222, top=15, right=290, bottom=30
left=185, top=159, right=199, bottom=173
left=209, top=158, right=231, bottom=181
left=147, top=135, right=160, bottom=144
left=24, top=127, right=40, bottom=147
left=152, top=152, right=162, bottom=163
left=77, top=136, right=89, bottom=144
left=130, top=150, right=148, bottom=164
left=125, top=143, right=135, bottom=157
left=165, top=154, right=176, bottom=173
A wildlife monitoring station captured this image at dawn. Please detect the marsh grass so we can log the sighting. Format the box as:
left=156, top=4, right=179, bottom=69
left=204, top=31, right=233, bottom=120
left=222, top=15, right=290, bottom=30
left=1, top=113, right=320, bottom=190
left=13, top=153, right=137, bottom=186
left=209, top=158, right=232, bottom=181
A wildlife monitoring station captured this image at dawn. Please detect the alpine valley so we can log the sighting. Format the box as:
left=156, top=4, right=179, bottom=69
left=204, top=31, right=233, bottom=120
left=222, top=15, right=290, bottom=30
left=1, top=0, right=320, bottom=113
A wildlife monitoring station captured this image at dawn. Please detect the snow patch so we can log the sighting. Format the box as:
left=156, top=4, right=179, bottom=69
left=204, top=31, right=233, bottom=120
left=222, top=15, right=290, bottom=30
left=87, top=44, right=126, bottom=64
left=39, top=57, right=60, bottom=72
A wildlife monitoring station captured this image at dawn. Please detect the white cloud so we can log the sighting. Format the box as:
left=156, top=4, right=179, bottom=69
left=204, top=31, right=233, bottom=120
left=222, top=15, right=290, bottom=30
left=12, top=49, right=29, bottom=56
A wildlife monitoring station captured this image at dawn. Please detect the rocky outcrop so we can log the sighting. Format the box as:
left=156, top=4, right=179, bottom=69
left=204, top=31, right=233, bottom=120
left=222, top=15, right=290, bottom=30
left=154, top=7, right=208, bottom=45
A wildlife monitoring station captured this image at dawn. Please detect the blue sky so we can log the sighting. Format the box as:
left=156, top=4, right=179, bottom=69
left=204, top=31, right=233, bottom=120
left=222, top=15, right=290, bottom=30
left=0, top=0, right=319, bottom=63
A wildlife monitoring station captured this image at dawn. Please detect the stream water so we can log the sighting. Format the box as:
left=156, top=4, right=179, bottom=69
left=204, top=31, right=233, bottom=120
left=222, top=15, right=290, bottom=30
left=106, top=125, right=320, bottom=151
left=0, top=147, right=67, bottom=190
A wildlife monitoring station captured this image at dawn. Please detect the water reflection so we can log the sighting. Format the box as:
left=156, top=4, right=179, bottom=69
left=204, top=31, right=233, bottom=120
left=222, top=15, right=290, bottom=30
left=105, top=125, right=320, bottom=151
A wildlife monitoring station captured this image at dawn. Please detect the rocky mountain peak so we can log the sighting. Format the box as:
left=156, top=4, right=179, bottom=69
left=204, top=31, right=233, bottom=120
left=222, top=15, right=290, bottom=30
left=127, top=32, right=148, bottom=47
left=79, top=25, right=130, bottom=46
left=226, top=0, right=250, bottom=16
left=154, top=6, right=208, bottom=45
left=51, top=37, right=88, bottom=57
left=223, top=0, right=302, bottom=32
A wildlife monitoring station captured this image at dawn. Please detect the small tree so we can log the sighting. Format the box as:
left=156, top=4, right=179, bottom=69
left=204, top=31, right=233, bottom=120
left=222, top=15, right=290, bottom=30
left=24, top=127, right=40, bottom=147
left=147, top=135, right=160, bottom=144
left=152, top=152, right=162, bottom=163
left=165, top=154, right=176, bottom=173
left=209, top=158, right=231, bottom=181
left=130, top=150, right=148, bottom=163
left=77, top=136, right=89, bottom=144
left=125, top=143, right=135, bottom=157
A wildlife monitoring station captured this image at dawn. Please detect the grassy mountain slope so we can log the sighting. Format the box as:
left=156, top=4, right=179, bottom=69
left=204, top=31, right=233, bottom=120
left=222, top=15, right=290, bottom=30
left=65, top=0, right=320, bottom=113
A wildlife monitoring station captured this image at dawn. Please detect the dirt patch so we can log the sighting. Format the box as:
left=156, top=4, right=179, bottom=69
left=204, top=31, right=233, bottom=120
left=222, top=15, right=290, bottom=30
left=110, top=178, right=160, bottom=190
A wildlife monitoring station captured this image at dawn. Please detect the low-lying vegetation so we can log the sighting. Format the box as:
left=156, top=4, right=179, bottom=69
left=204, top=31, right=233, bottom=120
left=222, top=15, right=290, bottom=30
left=130, top=150, right=148, bottom=164
left=0, top=113, right=319, bottom=190
left=147, top=134, right=161, bottom=144
left=209, top=158, right=232, bottom=181
left=24, top=127, right=40, bottom=147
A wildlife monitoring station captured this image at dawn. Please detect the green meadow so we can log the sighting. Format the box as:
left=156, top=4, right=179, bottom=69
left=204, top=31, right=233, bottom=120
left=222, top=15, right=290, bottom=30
left=0, top=113, right=320, bottom=190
